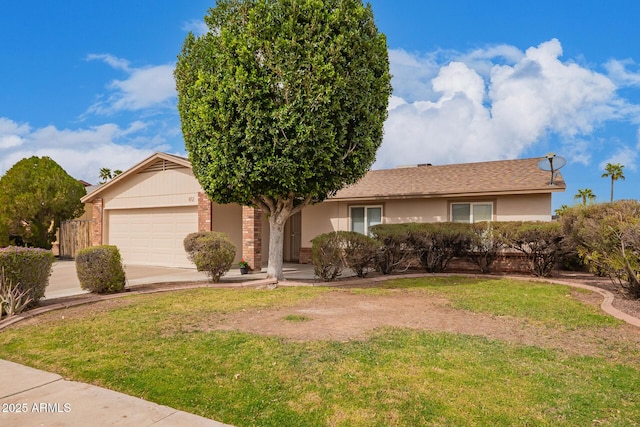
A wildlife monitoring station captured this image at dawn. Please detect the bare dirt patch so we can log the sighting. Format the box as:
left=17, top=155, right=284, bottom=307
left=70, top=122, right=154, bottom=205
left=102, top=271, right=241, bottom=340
left=197, top=288, right=640, bottom=361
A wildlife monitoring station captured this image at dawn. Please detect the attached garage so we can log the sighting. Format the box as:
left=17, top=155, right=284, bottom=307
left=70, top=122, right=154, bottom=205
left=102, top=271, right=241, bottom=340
left=107, top=206, right=197, bottom=268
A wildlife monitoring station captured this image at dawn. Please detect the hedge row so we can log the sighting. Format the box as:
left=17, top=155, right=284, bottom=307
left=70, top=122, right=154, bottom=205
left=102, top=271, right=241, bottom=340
left=312, top=221, right=570, bottom=281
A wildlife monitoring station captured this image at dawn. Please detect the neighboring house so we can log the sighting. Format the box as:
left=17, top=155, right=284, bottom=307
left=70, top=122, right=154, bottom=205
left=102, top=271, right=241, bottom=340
left=81, top=152, right=566, bottom=269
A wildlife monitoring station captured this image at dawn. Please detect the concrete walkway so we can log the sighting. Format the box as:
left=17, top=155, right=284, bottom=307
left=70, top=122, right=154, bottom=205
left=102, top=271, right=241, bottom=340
left=0, top=359, right=232, bottom=426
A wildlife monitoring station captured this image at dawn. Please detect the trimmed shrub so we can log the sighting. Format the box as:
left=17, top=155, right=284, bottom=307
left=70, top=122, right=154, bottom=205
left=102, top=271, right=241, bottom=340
left=312, top=231, right=383, bottom=281
left=0, top=246, right=54, bottom=305
left=499, top=221, right=565, bottom=277
left=75, top=245, right=126, bottom=293
left=183, top=232, right=236, bottom=283
left=341, top=231, right=381, bottom=278
left=369, top=224, right=415, bottom=274
left=407, top=222, right=472, bottom=273
left=311, top=232, right=344, bottom=281
left=464, top=222, right=507, bottom=273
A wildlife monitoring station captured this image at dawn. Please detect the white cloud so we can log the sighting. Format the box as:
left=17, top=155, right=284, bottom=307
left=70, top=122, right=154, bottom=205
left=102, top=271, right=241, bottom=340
left=0, top=118, right=173, bottom=183
left=599, top=146, right=637, bottom=172
left=605, top=58, right=640, bottom=87
left=375, top=39, right=624, bottom=169
left=181, top=19, right=209, bottom=36
left=86, top=54, right=176, bottom=114
left=87, top=53, right=131, bottom=72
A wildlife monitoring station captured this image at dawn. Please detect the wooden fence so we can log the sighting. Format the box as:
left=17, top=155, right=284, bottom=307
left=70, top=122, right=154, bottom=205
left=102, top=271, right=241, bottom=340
left=59, top=220, right=92, bottom=259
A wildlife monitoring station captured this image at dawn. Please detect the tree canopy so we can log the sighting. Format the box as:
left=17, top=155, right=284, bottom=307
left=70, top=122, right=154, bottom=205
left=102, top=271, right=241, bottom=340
left=0, top=156, right=86, bottom=249
left=175, top=0, right=392, bottom=279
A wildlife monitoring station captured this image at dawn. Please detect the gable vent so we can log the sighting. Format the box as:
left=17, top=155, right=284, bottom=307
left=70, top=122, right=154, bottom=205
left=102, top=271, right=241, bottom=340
left=140, top=159, right=185, bottom=173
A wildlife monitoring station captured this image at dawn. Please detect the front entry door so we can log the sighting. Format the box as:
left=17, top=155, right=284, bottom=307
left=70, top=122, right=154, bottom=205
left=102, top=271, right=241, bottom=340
left=284, top=212, right=302, bottom=262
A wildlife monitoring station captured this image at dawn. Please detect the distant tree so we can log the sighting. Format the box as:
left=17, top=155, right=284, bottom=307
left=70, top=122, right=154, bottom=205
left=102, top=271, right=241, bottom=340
left=175, top=0, right=392, bottom=279
left=98, top=168, right=123, bottom=184
left=574, top=188, right=596, bottom=205
left=0, top=156, right=86, bottom=249
left=601, top=163, right=625, bottom=203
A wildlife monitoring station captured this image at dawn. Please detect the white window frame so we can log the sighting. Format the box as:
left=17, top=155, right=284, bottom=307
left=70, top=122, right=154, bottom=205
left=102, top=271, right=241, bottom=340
left=450, top=202, right=493, bottom=223
left=350, top=205, right=383, bottom=235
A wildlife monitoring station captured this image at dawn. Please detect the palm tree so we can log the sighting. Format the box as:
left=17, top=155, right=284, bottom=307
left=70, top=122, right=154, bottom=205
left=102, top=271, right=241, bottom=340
left=98, top=168, right=112, bottom=184
left=573, top=188, right=596, bottom=205
left=601, top=163, right=625, bottom=202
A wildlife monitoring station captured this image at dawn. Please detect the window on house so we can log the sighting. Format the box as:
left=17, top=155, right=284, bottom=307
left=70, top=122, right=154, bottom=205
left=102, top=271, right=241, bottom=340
left=350, top=206, right=382, bottom=235
left=451, top=202, right=493, bottom=223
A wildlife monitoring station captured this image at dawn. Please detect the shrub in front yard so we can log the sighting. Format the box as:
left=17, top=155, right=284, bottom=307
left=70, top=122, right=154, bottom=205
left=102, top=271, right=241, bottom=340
left=183, top=232, right=236, bottom=282
left=407, top=222, right=472, bottom=273
left=561, top=200, right=640, bottom=297
left=369, top=224, right=415, bottom=274
left=0, top=246, right=54, bottom=306
left=311, top=232, right=344, bottom=281
left=499, top=221, right=565, bottom=277
left=75, top=245, right=126, bottom=293
left=0, top=268, right=32, bottom=317
left=464, top=222, right=507, bottom=273
left=341, top=231, right=381, bottom=278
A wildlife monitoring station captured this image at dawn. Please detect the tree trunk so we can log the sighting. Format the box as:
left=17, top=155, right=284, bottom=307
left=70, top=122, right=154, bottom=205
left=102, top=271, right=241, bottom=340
left=266, top=208, right=291, bottom=280
left=610, top=178, right=614, bottom=203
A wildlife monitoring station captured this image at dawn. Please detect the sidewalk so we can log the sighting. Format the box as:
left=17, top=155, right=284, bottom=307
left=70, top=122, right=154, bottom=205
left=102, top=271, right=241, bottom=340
left=0, top=359, right=233, bottom=426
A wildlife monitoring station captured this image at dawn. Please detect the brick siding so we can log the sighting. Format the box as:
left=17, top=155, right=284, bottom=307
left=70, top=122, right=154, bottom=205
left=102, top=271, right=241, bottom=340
left=197, top=192, right=212, bottom=231
left=242, top=206, right=262, bottom=271
left=91, top=198, right=103, bottom=246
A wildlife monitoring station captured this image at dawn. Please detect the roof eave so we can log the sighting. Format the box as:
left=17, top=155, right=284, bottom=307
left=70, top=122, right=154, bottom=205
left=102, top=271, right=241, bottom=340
left=329, top=186, right=566, bottom=202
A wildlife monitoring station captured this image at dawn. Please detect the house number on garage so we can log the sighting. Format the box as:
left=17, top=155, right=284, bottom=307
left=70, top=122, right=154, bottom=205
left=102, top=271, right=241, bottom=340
left=188, top=196, right=195, bottom=203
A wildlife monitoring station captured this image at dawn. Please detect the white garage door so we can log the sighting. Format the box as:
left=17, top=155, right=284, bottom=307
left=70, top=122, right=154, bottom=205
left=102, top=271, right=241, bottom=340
left=107, top=206, right=198, bottom=268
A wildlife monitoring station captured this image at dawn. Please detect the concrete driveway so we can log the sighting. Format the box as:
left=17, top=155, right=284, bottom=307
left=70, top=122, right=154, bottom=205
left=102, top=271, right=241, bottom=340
left=46, top=260, right=317, bottom=300
left=47, top=261, right=211, bottom=299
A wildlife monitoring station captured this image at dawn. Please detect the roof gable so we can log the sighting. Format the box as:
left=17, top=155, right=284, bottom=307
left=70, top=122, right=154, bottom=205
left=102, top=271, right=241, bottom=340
left=81, top=152, right=191, bottom=202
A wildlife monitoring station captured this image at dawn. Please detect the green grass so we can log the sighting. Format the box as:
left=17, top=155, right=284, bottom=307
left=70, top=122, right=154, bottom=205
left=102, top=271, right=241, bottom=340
left=283, top=314, right=312, bottom=322
left=378, top=276, right=622, bottom=328
left=0, top=279, right=637, bottom=426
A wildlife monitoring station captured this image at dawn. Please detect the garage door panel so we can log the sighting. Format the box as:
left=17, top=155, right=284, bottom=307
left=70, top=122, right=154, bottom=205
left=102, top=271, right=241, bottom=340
left=107, top=207, right=198, bottom=268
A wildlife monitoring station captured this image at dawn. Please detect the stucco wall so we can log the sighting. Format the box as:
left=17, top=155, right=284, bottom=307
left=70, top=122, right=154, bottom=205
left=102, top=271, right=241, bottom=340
left=495, top=194, right=551, bottom=221
left=102, top=168, right=201, bottom=209
left=212, top=203, right=243, bottom=263
left=300, top=194, right=553, bottom=248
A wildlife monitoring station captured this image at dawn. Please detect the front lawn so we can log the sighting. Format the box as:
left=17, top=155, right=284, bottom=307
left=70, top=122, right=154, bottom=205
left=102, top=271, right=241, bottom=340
left=0, top=278, right=638, bottom=426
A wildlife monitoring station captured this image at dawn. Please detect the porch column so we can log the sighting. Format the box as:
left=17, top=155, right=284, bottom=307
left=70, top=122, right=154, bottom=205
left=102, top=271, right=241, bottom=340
left=197, top=192, right=212, bottom=231
left=242, top=206, right=262, bottom=271
left=91, top=199, right=103, bottom=246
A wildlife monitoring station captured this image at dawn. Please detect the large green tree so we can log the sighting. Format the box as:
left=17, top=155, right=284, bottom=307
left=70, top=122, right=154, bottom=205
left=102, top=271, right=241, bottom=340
left=0, top=156, right=86, bottom=249
left=601, top=162, right=625, bottom=203
left=175, top=0, right=392, bottom=279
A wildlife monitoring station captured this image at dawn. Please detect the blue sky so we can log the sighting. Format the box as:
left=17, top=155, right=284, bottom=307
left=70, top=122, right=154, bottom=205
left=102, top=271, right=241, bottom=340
left=1, top=1, right=639, bottom=210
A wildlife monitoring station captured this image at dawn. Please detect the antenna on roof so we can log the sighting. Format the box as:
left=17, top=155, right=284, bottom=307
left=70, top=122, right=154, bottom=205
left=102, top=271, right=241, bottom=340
left=537, top=153, right=567, bottom=186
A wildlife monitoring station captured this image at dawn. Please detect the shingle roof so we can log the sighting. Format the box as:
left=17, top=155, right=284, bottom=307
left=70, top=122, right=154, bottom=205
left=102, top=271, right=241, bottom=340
left=332, top=157, right=566, bottom=201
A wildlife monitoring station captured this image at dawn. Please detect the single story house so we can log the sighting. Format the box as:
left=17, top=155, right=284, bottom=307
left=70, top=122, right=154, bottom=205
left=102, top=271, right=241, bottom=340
left=81, top=152, right=565, bottom=269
